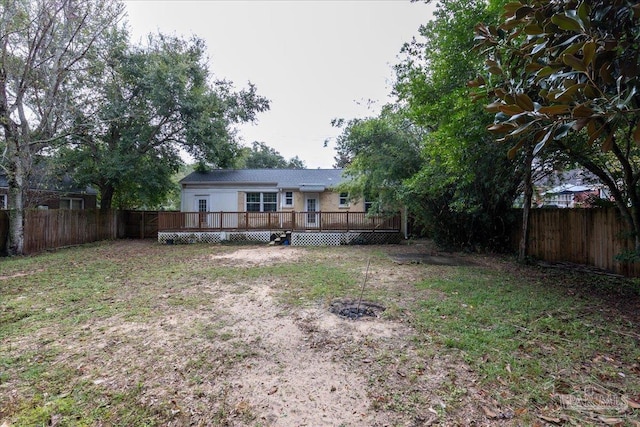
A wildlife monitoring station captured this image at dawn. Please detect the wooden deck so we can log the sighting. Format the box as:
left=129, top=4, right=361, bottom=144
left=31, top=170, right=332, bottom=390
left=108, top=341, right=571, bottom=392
left=158, top=211, right=401, bottom=232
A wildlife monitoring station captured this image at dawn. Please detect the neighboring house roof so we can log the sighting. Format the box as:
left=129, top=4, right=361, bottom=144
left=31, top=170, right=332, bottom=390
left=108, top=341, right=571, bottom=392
left=544, top=184, right=593, bottom=195
left=0, top=171, right=97, bottom=195
left=181, top=169, right=347, bottom=191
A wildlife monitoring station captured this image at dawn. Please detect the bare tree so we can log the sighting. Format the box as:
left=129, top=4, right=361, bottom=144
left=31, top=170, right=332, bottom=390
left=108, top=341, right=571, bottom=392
left=0, top=0, right=123, bottom=254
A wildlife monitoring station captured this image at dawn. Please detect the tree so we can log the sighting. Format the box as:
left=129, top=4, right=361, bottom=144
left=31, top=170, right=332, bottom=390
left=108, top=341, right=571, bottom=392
left=58, top=33, right=269, bottom=210
left=234, top=141, right=305, bottom=169
left=332, top=106, right=423, bottom=213
left=391, top=0, right=521, bottom=248
left=0, top=0, right=123, bottom=254
left=473, top=0, right=640, bottom=252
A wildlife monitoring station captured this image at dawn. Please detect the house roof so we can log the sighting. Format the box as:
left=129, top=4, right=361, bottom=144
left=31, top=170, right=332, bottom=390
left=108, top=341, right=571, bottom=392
left=181, top=169, right=347, bottom=191
left=0, top=171, right=97, bottom=195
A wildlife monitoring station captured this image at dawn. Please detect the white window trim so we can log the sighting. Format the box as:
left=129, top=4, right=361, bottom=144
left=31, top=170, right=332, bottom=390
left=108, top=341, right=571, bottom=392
left=282, top=191, right=294, bottom=208
left=339, top=192, right=349, bottom=208
left=246, top=192, right=278, bottom=212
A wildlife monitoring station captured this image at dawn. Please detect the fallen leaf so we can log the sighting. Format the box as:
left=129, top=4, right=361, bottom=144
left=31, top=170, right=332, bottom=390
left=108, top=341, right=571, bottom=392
left=625, top=396, right=640, bottom=409
left=267, top=386, right=278, bottom=395
left=505, top=363, right=512, bottom=373
left=538, top=414, right=562, bottom=424
left=482, top=406, right=499, bottom=418
left=597, top=416, right=624, bottom=425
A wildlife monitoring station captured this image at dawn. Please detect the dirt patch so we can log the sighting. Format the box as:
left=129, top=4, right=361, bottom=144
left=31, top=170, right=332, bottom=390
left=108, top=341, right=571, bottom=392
left=209, top=246, right=306, bottom=266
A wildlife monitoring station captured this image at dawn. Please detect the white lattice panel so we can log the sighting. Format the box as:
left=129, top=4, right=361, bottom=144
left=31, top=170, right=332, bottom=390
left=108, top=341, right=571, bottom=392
left=159, top=231, right=402, bottom=246
left=228, top=231, right=271, bottom=243
left=291, top=232, right=342, bottom=246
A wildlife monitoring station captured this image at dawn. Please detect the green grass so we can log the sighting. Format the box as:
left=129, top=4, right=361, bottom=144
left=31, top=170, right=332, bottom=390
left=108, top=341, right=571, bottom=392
left=411, top=267, right=640, bottom=413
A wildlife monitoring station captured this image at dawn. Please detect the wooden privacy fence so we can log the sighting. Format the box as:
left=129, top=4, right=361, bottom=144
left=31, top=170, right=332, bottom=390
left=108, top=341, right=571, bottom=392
left=0, top=209, right=161, bottom=255
left=23, top=209, right=122, bottom=255
left=158, top=211, right=401, bottom=232
left=512, top=208, right=640, bottom=276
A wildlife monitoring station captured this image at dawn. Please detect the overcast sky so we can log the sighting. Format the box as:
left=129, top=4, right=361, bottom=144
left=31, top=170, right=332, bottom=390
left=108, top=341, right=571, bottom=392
left=123, top=1, right=434, bottom=169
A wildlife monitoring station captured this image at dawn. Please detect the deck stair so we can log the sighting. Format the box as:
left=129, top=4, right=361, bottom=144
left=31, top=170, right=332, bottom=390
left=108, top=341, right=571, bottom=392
left=269, top=230, right=292, bottom=246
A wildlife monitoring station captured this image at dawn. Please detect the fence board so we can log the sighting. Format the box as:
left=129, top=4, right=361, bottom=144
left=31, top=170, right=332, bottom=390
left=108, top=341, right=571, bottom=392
left=512, top=208, right=640, bottom=276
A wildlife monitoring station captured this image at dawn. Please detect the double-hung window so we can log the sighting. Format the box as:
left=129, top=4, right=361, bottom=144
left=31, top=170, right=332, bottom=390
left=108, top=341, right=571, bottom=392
left=283, top=191, right=293, bottom=207
left=0, top=194, right=6, bottom=210
left=339, top=192, right=349, bottom=207
left=246, top=192, right=277, bottom=212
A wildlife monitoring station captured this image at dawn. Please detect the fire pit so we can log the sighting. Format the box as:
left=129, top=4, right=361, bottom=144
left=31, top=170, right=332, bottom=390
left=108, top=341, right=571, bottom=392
left=330, top=299, right=385, bottom=320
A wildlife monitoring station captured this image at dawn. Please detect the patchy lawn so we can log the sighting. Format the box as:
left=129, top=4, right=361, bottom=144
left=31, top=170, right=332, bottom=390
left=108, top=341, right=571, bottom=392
left=0, top=240, right=639, bottom=426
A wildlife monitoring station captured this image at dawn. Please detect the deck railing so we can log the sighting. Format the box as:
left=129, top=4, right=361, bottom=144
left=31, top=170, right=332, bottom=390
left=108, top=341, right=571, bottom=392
left=158, top=211, right=401, bottom=232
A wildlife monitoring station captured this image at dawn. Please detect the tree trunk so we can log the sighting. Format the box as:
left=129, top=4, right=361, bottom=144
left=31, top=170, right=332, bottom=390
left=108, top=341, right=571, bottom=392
left=100, top=184, right=115, bottom=212
left=518, top=144, right=534, bottom=263
left=7, top=171, right=25, bottom=256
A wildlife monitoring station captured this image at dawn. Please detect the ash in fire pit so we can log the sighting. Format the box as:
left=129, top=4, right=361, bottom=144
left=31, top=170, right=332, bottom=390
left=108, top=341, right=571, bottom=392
left=330, top=299, right=385, bottom=320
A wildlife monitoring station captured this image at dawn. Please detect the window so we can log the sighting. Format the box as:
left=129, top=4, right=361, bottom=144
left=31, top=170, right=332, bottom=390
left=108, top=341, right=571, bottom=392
left=283, top=191, right=293, bottom=207
left=246, top=192, right=261, bottom=212
left=0, top=194, right=6, bottom=210
left=198, top=199, right=208, bottom=212
left=60, top=198, right=84, bottom=210
left=246, top=192, right=277, bottom=212
left=339, top=192, right=349, bottom=207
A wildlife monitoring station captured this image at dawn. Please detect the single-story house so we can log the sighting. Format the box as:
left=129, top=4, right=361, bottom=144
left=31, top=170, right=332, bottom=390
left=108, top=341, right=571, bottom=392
left=180, top=168, right=365, bottom=215
left=158, top=169, right=403, bottom=245
left=0, top=172, right=97, bottom=210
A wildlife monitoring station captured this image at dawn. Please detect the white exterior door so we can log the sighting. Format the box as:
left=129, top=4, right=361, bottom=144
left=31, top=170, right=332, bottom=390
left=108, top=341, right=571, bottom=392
left=305, top=194, right=319, bottom=228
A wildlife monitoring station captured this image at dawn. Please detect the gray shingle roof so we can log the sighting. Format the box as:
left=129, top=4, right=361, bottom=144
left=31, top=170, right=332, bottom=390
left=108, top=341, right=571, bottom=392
left=180, top=169, right=347, bottom=189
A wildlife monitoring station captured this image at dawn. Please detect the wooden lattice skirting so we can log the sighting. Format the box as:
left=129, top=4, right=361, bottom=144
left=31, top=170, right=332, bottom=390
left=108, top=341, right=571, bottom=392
left=158, top=231, right=402, bottom=246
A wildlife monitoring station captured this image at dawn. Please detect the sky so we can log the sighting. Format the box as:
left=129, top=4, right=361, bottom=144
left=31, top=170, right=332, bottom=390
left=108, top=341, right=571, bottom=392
left=122, top=0, right=434, bottom=169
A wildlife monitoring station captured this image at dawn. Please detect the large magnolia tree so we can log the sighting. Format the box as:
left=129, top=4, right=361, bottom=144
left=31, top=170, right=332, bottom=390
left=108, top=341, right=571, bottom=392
left=473, top=1, right=640, bottom=251
left=0, top=0, right=123, bottom=254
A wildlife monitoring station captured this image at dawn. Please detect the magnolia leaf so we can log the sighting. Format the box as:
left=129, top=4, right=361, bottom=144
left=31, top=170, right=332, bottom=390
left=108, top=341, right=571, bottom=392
left=536, top=66, right=556, bottom=80
left=554, top=84, right=583, bottom=102
left=633, top=121, right=640, bottom=145
left=503, top=2, right=523, bottom=14
left=578, top=2, right=591, bottom=26
left=508, top=120, right=538, bottom=137
left=551, top=14, right=583, bottom=31
left=487, top=123, right=515, bottom=133
left=488, top=66, right=503, bottom=75
left=599, top=62, right=614, bottom=84
left=572, top=104, right=594, bottom=117
left=524, top=23, right=544, bottom=35
left=583, top=41, right=596, bottom=67
left=584, top=84, right=600, bottom=99
left=498, top=104, right=525, bottom=115
left=538, top=105, right=571, bottom=115
left=515, top=94, right=534, bottom=111
left=525, top=62, right=544, bottom=73
left=554, top=122, right=575, bottom=140
left=485, top=102, right=503, bottom=113
left=562, top=54, right=587, bottom=72
left=531, top=40, right=548, bottom=55
left=533, top=128, right=554, bottom=155
left=515, top=6, right=533, bottom=19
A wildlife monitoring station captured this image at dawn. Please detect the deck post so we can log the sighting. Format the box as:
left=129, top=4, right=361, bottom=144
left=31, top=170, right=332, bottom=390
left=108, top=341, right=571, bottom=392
left=291, top=211, right=295, bottom=230
left=245, top=212, right=248, bottom=230
left=220, top=211, right=223, bottom=231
